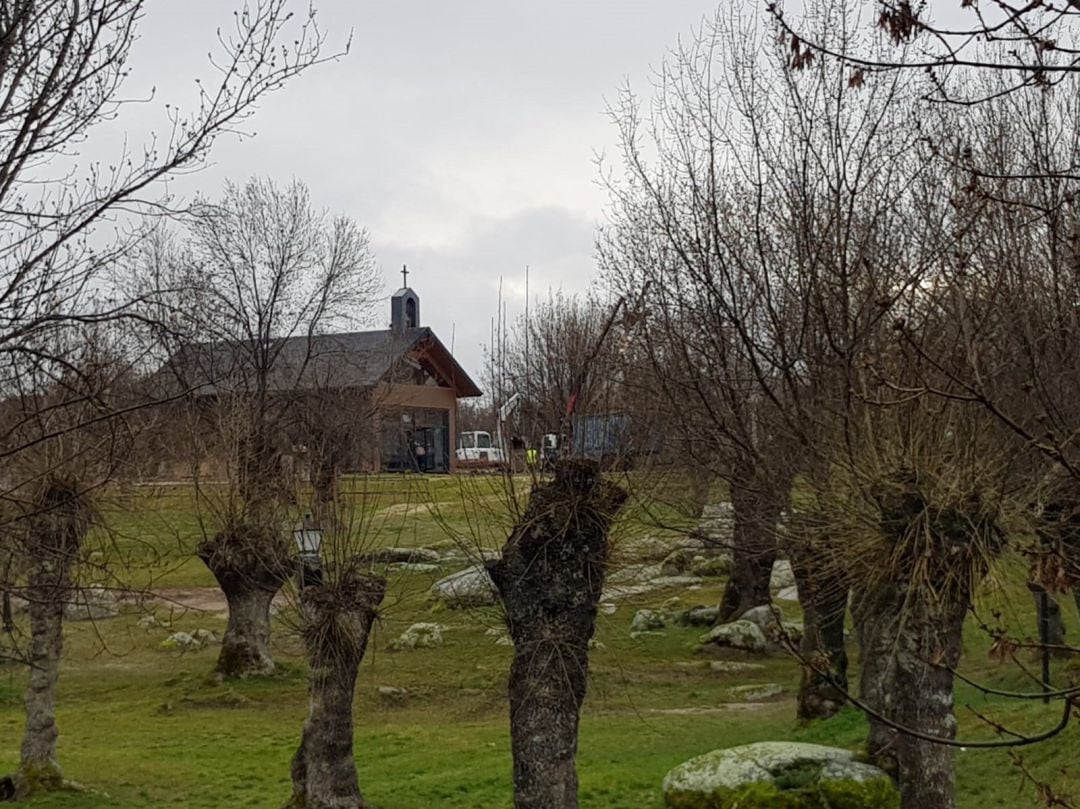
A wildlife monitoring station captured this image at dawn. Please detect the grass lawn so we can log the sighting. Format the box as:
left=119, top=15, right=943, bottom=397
left=1, top=475, right=1076, bottom=807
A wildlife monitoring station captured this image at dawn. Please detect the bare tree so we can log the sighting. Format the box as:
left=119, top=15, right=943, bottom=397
left=769, top=0, right=1080, bottom=103
left=284, top=497, right=387, bottom=809
left=600, top=1, right=913, bottom=710
left=0, top=0, right=340, bottom=430
left=156, top=176, right=378, bottom=678
left=17, top=479, right=92, bottom=796
left=0, top=1, right=343, bottom=784
left=600, top=7, right=1062, bottom=808
left=471, top=289, right=643, bottom=808
left=1, top=331, right=139, bottom=798
left=499, top=291, right=615, bottom=444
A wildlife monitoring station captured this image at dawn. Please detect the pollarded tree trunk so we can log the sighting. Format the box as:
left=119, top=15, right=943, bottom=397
left=287, top=568, right=386, bottom=809
left=15, top=479, right=90, bottom=797
left=197, top=522, right=292, bottom=678
left=854, top=580, right=964, bottom=807
left=486, top=460, right=627, bottom=809
left=789, top=537, right=849, bottom=721
left=851, top=583, right=899, bottom=772
left=19, top=588, right=65, bottom=793
left=718, top=474, right=782, bottom=623
left=218, top=585, right=278, bottom=676
left=861, top=471, right=1003, bottom=809
left=890, top=593, right=967, bottom=809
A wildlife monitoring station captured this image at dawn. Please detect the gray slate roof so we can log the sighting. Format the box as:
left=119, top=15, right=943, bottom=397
left=158, top=327, right=475, bottom=396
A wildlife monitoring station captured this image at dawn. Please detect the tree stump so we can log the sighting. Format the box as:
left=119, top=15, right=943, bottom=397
left=487, top=460, right=627, bottom=809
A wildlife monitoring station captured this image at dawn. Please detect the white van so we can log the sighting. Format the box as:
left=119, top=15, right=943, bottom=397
left=456, top=431, right=505, bottom=465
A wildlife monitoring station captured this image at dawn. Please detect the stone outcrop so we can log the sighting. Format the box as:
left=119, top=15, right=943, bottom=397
left=388, top=622, right=445, bottom=651
left=698, top=620, right=767, bottom=653
left=431, top=567, right=497, bottom=608
left=63, top=586, right=120, bottom=622
left=676, top=606, right=721, bottom=627
left=696, top=503, right=735, bottom=554
left=660, top=549, right=696, bottom=577
left=631, top=609, right=667, bottom=633
left=737, top=605, right=804, bottom=646
left=602, top=563, right=700, bottom=601
left=728, top=683, right=784, bottom=701
left=662, top=742, right=899, bottom=809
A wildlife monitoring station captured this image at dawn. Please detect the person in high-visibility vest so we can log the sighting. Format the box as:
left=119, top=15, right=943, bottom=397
left=526, top=447, right=539, bottom=467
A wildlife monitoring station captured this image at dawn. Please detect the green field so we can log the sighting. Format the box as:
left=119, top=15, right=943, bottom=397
left=0, top=475, right=1076, bottom=808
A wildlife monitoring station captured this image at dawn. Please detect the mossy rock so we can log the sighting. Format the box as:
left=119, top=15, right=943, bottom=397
left=699, top=620, right=768, bottom=652
left=631, top=608, right=667, bottom=632
left=663, top=741, right=899, bottom=808
left=691, top=556, right=733, bottom=577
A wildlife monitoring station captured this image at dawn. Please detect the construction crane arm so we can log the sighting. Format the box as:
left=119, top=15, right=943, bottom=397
left=499, top=392, right=522, bottom=422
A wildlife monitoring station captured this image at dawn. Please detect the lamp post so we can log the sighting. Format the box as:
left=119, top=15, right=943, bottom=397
left=293, top=514, right=324, bottom=589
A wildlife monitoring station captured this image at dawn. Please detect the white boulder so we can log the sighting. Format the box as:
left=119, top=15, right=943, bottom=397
left=431, top=567, right=498, bottom=608
left=776, top=585, right=800, bottom=602
left=770, top=560, right=796, bottom=590
left=390, top=622, right=446, bottom=651
left=663, top=742, right=897, bottom=809
left=698, top=620, right=767, bottom=653
left=631, top=609, right=667, bottom=633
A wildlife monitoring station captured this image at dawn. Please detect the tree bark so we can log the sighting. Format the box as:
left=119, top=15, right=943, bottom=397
left=859, top=471, right=1001, bottom=809
left=718, top=474, right=781, bottom=623
left=198, top=522, right=291, bottom=678
left=851, top=584, right=899, bottom=771
left=854, top=584, right=968, bottom=809
left=15, top=479, right=89, bottom=797
left=789, top=539, right=848, bottom=721
left=218, top=585, right=278, bottom=677
left=890, top=595, right=966, bottom=809
left=17, top=579, right=66, bottom=795
left=487, top=460, right=626, bottom=809
left=287, top=568, right=386, bottom=809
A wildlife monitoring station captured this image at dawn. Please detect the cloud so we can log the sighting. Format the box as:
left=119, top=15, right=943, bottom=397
left=83, top=0, right=724, bottom=383
left=373, top=205, right=598, bottom=380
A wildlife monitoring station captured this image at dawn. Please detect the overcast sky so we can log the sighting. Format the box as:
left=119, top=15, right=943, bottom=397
left=112, top=0, right=729, bottom=382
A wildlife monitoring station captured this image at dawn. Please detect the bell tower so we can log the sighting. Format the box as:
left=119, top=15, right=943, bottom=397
left=391, top=264, right=420, bottom=332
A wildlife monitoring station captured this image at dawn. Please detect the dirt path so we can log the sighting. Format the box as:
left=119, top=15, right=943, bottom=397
left=149, top=587, right=288, bottom=617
